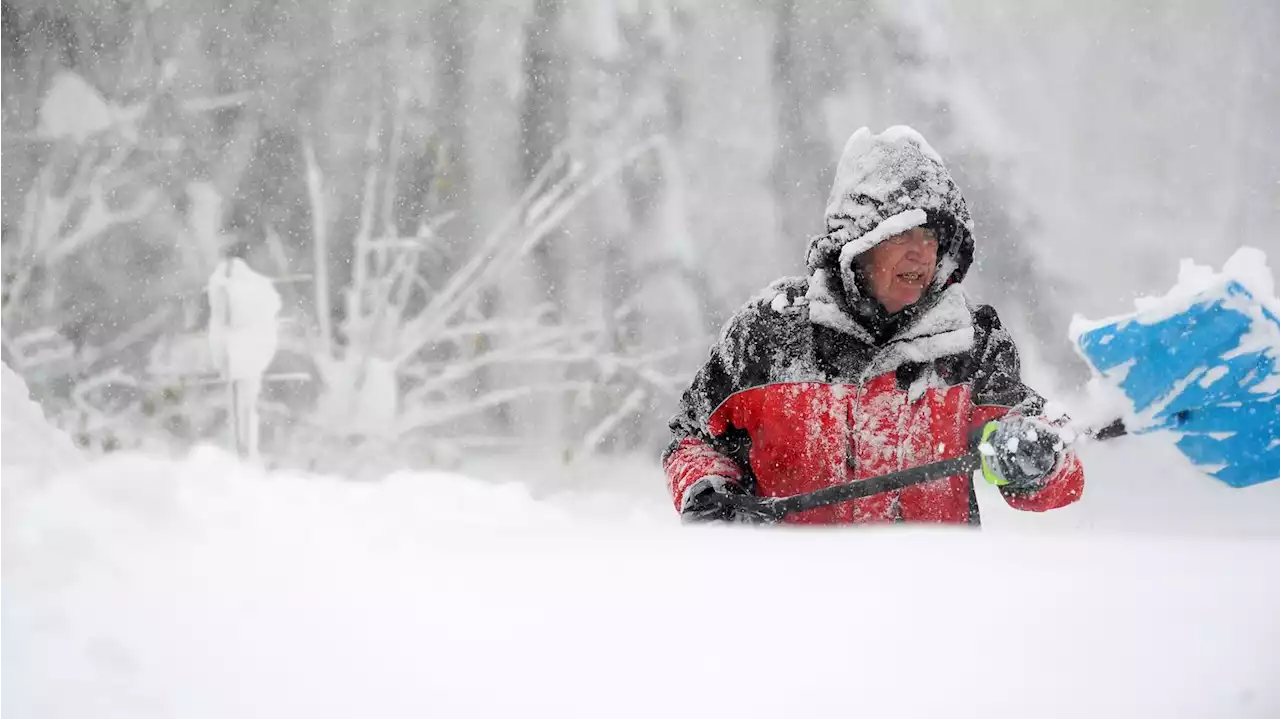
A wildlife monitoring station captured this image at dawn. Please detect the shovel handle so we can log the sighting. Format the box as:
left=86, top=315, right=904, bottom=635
left=720, top=417, right=1132, bottom=521
left=720, top=452, right=985, bottom=521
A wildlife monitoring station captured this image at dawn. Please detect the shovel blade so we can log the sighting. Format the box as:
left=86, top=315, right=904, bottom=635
left=1074, top=280, right=1280, bottom=488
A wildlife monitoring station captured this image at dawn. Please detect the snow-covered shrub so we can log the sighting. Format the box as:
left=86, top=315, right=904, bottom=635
left=3, top=70, right=694, bottom=467
left=282, top=135, right=691, bottom=473
left=3, top=72, right=229, bottom=455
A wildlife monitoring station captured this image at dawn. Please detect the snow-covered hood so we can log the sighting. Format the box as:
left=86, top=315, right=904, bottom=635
left=806, top=126, right=975, bottom=289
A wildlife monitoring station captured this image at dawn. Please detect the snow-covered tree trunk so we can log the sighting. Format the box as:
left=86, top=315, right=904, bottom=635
left=521, top=0, right=571, bottom=318
left=431, top=0, right=518, bottom=435
left=769, top=0, right=834, bottom=250
left=429, top=0, right=475, bottom=262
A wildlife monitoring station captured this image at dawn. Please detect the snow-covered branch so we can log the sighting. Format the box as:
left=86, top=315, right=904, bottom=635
left=396, top=380, right=597, bottom=436
left=284, top=133, right=687, bottom=454
left=44, top=183, right=158, bottom=266
left=303, top=139, right=334, bottom=353
left=394, top=136, right=664, bottom=365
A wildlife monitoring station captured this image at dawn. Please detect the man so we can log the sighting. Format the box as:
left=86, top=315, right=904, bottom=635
left=664, top=126, right=1084, bottom=524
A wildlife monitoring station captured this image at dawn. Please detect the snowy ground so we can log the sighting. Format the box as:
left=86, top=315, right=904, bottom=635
left=4, top=365, right=1280, bottom=718
left=7, top=451, right=1280, bottom=718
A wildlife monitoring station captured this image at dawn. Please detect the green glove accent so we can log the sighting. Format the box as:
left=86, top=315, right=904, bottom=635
left=978, top=421, right=1008, bottom=487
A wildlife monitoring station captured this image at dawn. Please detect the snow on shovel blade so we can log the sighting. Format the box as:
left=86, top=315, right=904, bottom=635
left=1071, top=248, right=1280, bottom=488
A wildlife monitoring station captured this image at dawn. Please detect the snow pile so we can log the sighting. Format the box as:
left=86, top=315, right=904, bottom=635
left=4, top=391, right=1280, bottom=717
left=1, top=362, right=83, bottom=483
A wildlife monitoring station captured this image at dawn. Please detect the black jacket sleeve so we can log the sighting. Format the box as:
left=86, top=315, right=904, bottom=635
left=662, top=301, right=772, bottom=487
left=966, top=304, right=1046, bottom=415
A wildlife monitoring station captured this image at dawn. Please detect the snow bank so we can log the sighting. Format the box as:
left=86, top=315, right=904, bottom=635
left=1, top=362, right=83, bottom=483
left=5, top=445, right=1280, bottom=718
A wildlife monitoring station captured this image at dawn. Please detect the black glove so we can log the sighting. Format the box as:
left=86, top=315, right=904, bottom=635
left=681, top=478, right=775, bottom=525
left=978, top=416, right=1064, bottom=491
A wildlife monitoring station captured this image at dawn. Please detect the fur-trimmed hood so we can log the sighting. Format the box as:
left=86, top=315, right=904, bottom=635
left=807, top=126, right=974, bottom=282
left=804, top=127, right=976, bottom=341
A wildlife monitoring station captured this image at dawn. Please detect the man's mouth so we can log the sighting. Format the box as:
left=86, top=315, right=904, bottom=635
left=897, top=271, right=925, bottom=284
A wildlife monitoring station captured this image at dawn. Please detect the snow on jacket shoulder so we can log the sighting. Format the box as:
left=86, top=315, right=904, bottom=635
left=663, top=279, right=1085, bottom=525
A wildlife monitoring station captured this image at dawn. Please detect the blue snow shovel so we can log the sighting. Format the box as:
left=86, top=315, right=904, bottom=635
left=1073, top=278, right=1280, bottom=488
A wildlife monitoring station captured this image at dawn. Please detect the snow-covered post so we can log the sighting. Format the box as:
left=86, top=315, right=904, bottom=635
left=207, top=259, right=282, bottom=460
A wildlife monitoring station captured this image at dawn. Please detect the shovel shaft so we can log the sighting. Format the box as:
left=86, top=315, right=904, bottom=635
left=721, top=452, right=985, bottom=521
left=718, top=417, right=1132, bottom=522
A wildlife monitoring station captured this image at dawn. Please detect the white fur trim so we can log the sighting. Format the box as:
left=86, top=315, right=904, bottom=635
left=893, top=284, right=973, bottom=342
left=805, top=268, right=875, bottom=342
left=837, top=208, right=929, bottom=271
left=858, top=285, right=976, bottom=378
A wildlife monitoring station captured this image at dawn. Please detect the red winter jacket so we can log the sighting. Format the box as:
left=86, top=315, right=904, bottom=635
left=664, top=290, right=1085, bottom=525
left=664, top=127, right=1084, bottom=524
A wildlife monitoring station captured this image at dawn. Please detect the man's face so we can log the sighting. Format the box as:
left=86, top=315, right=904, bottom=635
left=856, top=227, right=939, bottom=313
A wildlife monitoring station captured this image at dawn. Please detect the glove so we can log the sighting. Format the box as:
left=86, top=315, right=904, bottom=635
left=978, top=415, right=1064, bottom=490
left=681, top=477, right=775, bottom=525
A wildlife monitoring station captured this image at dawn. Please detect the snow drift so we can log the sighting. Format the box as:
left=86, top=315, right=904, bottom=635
left=1, top=362, right=84, bottom=481
left=4, top=364, right=1280, bottom=718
